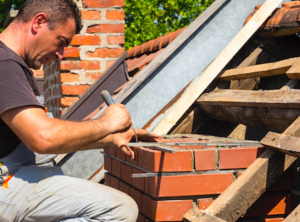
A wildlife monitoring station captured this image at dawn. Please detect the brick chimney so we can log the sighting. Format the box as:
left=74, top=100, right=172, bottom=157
left=44, top=0, right=125, bottom=117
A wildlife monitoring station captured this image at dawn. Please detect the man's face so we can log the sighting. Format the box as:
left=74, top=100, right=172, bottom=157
left=27, top=18, right=76, bottom=69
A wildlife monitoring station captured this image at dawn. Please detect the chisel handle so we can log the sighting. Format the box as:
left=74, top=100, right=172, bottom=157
left=101, top=90, right=116, bottom=106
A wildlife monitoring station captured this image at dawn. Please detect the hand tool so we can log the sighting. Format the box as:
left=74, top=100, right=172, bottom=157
left=101, top=90, right=138, bottom=143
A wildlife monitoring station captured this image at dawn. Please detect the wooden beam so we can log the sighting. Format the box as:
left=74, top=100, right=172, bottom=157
left=287, top=62, right=300, bottom=80
left=219, top=57, right=300, bottom=82
left=183, top=207, right=226, bottom=222
left=183, top=117, right=300, bottom=222
left=261, top=132, right=300, bottom=158
left=283, top=203, right=300, bottom=222
left=153, top=0, right=284, bottom=135
left=197, top=89, right=300, bottom=109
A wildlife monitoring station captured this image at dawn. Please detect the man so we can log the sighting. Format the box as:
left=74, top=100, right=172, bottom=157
left=0, top=0, right=158, bottom=221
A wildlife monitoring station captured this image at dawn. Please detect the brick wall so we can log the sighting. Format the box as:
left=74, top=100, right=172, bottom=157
left=44, top=0, right=125, bottom=117
left=104, top=135, right=295, bottom=222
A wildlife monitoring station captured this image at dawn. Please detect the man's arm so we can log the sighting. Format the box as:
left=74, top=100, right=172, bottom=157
left=0, top=104, right=132, bottom=154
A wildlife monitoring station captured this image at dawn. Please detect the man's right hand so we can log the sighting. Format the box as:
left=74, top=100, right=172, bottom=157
left=100, top=104, right=132, bottom=135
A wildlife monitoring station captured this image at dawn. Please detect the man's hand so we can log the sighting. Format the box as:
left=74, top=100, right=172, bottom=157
left=108, top=128, right=162, bottom=159
left=100, top=104, right=132, bottom=135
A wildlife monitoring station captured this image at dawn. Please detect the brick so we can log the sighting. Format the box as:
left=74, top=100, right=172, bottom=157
left=129, top=187, right=142, bottom=210
left=119, top=181, right=130, bottom=195
left=132, top=168, right=144, bottom=191
left=198, top=198, right=213, bottom=210
left=195, top=149, right=215, bottom=171
left=86, top=72, right=102, bottom=80
left=120, top=163, right=132, bottom=185
left=60, top=73, right=79, bottom=83
left=141, top=195, right=193, bottom=221
left=63, top=47, right=79, bottom=58
left=104, top=156, right=112, bottom=173
left=245, top=194, right=293, bottom=217
left=61, top=85, right=90, bottom=96
left=59, top=97, right=79, bottom=107
left=87, top=24, right=125, bottom=33
left=219, top=147, right=265, bottom=170
left=105, top=173, right=111, bottom=186
left=86, top=48, right=124, bottom=58
left=70, top=35, right=101, bottom=46
left=141, top=148, right=192, bottom=172
left=136, top=214, right=145, bottom=222
left=148, top=173, right=233, bottom=197
left=61, top=61, right=100, bottom=70
left=107, top=60, right=115, bottom=69
left=115, top=149, right=126, bottom=161
left=125, top=146, right=138, bottom=165
left=263, top=219, right=284, bottom=222
left=81, top=10, right=101, bottom=20
left=111, top=159, right=121, bottom=178
left=106, top=146, right=116, bottom=156
left=110, top=175, right=119, bottom=190
left=107, top=36, right=125, bottom=45
left=106, top=10, right=125, bottom=20
left=83, top=0, right=125, bottom=8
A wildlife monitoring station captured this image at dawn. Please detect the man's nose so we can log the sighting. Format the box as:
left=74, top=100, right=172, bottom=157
left=55, top=47, right=64, bottom=61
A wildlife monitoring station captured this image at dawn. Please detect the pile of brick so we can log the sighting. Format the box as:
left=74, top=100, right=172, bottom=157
left=104, top=135, right=294, bottom=222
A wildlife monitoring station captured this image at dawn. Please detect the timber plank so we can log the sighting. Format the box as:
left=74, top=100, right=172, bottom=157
left=287, top=63, right=300, bottom=80
left=283, top=204, right=300, bottom=222
left=219, top=58, right=300, bottom=81
left=183, top=207, right=226, bottom=222
left=153, top=0, right=284, bottom=135
left=183, top=117, right=300, bottom=222
left=261, top=132, right=300, bottom=158
left=197, top=89, right=300, bottom=109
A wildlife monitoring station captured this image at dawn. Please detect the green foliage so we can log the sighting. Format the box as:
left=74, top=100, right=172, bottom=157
left=0, top=0, right=26, bottom=32
left=125, top=0, right=214, bottom=50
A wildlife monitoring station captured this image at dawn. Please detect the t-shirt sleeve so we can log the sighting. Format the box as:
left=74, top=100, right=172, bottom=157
left=0, top=60, right=43, bottom=115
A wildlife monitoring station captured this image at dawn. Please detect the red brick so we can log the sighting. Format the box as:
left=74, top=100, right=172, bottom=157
left=61, top=85, right=90, bottom=95
left=63, top=47, right=79, bottom=58
left=219, top=147, right=264, bottom=170
left=267, top=170, right=294, bottom=191
left=115, top=149, right=126, bottom=161
left=61, top=61, right=100, bottom=70
left=81, top=10, right=101, bottom=20
left=60, top=73, right=79, bottom=83
left=245, top=194, right=293, bottom=217
left=107, top=60, right=115, bottom=69
left=129, top=187, right=142, bottom=210
left=86, top=48, right=124, bottom=58
left=104, top=156, right=112, bottom=173
left=70, top=35, right=101, bottom=46
left=59, top=97, right=79, bottom=107
left=141, top=195, right=193, bottom=221
left=120, top=163, right=132, bottom=185
left=106, top=146, right=116, bottom=156
left=111, top=159, right=121, bottom=178
left=198, top=198, right=213, bottom=210
left=195, top=149, right=215, bottom=171
left=107, top=36, right=125, bottom=45
left=148, top=173, right=233, bottom=197
left=87, top=24, right=125, bottom=33
left=263, top=219, right=284, bottom=222
left=106, top=10, right=125, bottom=20
left=125, top=146, right=138, bottom=165
left=119, top=181, right=130, bottom=195
left=105, top=173, right=111, bottom=186
left=83, top=0, right=125, bottom=8
left=110, top=175, right=119, bottom=189
left=136, top=214, right=145, bottom=222
left=86, top=72, right=102, bottom=80
left=141, top=148, right=192, bottom=172
left=132, top=168, right=144, bottom=191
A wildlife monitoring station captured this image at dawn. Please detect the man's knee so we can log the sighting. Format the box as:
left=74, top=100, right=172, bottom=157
left=115, top=193, right=139, bottom=222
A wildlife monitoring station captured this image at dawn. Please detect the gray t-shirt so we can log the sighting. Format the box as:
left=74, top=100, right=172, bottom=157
left=0, top=41, right=43, bottom=158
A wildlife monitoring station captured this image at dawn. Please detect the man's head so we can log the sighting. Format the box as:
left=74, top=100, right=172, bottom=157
left=16, top=0, right=82, bottom=34
left=10, top=0, right=82, bottom=69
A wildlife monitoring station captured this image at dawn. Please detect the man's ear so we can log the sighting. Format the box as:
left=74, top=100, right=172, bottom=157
left=32, top=13, right=48, bottom=34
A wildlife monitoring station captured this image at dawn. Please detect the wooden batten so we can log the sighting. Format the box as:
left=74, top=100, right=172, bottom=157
left=220, top=57, right=300, bottom=81
left=197, top=89, right=300, bottom=133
